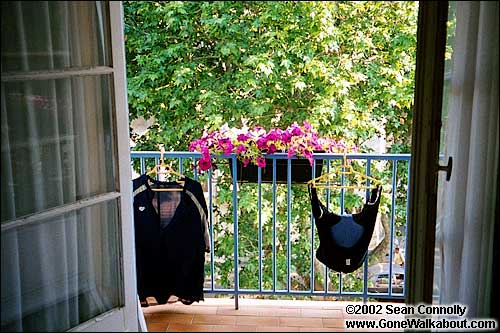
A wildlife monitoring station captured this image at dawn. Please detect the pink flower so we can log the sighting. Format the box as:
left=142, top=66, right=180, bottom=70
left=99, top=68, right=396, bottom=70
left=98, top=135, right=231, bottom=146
left=303, top=150, right=313, bottom=166
left=256, top=156, right=266, bottom=168
left=198, top=157, right=212, bottom=171
left=223, top=141, right=234, bottom=155
left=256, top=138, right=268, bottom=150
left=303, top=120, right=311, bottom=130
left=291, top=126, right=303, bottom=136
left=265, top=130, right=280, bottom=141
left=189, top=140, right=198, bottom=151
left=243, top=157, right=251, bottom=167
left=237, top=134, right=250, bottom=142
left=236, top=144, right=247, bottom=154
left=267, top=144, right=277, bottom=154
left=281, top=132, right=292, bottom=143
left=217, top=138, right=229, bottom=149
left=200, top=145, right=210, bottom=156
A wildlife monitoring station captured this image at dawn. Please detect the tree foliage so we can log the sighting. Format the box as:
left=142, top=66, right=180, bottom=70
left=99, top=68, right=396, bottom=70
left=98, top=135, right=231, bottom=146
left=124, top=1, right=417, bottom=153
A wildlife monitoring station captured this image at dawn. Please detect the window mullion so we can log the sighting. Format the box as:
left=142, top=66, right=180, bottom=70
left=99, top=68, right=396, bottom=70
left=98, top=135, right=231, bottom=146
left=1, top=66, right=114, bottom=82
left=1, top=191, right=121, bottom=231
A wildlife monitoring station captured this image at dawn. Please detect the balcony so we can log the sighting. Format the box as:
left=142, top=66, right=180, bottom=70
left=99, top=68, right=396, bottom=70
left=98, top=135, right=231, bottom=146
left=131, top=152, right=411, bottom=310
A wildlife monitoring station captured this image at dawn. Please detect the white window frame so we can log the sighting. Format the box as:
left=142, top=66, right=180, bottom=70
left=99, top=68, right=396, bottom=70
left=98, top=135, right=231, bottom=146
left=70, top=2, right=138, bottom=331
left=1, top=2, right=138, bottom=331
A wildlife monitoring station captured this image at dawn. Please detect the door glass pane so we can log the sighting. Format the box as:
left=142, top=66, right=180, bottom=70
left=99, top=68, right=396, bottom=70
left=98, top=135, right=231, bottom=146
left=1, top=1, right=111, bottom=72
left=1, top=199, right=122, bottom=332
left=434, top=1, right=457, bottom=302
left=1, top=75, right=117, bottom=223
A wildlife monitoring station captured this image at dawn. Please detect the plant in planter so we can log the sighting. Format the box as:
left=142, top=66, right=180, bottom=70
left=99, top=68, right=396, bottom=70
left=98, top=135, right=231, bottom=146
left=189, top=121, right=355, bottom=183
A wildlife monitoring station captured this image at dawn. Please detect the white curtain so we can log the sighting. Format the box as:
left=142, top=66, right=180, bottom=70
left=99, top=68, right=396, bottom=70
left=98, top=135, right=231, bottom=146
left=1, top=2, right=119, bottom=331
left=437, top=1, right=499, bottom=317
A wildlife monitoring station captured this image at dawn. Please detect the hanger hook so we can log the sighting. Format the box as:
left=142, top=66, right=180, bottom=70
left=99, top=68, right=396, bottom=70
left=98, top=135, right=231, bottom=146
left=342, top=145, right=348, bottom=166
left=159, top=144, right=165, bottom=164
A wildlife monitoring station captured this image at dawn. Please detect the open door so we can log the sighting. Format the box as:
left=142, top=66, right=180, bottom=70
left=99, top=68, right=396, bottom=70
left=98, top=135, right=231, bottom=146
left=1, top=2, right=138, bottom=331
left=405, top=1, right=448, bottom=304
left=407, top=1, right=498, bottom=315
left=433, top=1, right=498, bottom=317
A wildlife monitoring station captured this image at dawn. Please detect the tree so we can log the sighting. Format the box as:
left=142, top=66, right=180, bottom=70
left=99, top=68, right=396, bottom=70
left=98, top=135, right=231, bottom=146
left=124, top=1, right=417, bottom=153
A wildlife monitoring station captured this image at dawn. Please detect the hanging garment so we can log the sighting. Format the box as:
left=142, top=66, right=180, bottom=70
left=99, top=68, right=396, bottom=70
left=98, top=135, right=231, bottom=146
left=308, top=185, right=382, bottom=273
left=133, top=174, right=209, bottom=305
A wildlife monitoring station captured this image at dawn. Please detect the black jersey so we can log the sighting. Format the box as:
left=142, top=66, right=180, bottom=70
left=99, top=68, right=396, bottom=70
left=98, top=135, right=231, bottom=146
left=308, top=185, right=382, bottom=273
left=133, top=174, right=209, bottom=305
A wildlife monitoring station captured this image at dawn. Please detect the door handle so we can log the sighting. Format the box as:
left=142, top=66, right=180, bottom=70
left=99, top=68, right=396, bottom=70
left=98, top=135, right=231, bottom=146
left=438, top=156, right=453, bottom=181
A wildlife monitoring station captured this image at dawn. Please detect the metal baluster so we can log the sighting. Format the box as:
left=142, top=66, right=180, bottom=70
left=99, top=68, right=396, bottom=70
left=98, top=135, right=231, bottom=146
left=140, top=157, right=145, bottom=174
left=258, top=167, right=262, bottom=293
left=339, top=156, right=344, bottom=295
left=363, top=158, right=373, bottom=303
left=178, top=157, right=183, bottom=175
left=310, top=159, right=316, bottom=294
left=403, top=159, right=411, bottom=297
left=389, top=160, right=398, bottom=296
left=231, top=155, right=239, bottom=309
left=193, top=158, right=198, bottom=181
left=272, top=158, right=277, bottom=292
left=287, top=158, right=292, bottom=292
left=209, top=166, right=214, bottom=291
left=325, top=159, right=331, bottom=294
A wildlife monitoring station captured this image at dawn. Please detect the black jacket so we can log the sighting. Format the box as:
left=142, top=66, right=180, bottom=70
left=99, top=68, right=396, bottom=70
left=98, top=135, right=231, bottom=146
left=133, top=174, right=209, bottom=304
left=309, top=185, right=382, bottom=273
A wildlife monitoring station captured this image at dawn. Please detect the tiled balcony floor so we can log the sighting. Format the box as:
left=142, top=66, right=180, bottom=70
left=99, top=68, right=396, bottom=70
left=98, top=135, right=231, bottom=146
left=142, top=297, right=405, bottom=332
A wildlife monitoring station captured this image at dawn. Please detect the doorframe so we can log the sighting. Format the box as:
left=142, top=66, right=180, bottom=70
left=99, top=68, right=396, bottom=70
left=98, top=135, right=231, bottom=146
left=406, top=1, right=448, bottom=305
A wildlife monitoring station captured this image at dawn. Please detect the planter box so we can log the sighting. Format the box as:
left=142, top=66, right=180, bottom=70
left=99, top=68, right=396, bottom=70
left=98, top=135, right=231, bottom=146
left=230, top=158, right=323, bottom=184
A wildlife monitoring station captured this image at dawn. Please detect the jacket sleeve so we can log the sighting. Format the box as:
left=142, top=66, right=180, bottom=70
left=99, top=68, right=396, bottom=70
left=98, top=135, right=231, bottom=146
left=187, top=180, right=211, bottom=253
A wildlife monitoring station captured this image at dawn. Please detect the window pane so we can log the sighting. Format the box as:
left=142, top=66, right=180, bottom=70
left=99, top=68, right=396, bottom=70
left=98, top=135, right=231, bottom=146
left=1, top=1, right=111, bottom=72
left=1, top=75, right=117, bottom=223
left=1, top=199, right=122, bottom=332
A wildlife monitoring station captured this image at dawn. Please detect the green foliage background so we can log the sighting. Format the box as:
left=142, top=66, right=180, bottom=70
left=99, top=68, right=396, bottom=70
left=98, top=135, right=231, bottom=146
left=125, top=1, right=417, bottom=153
left=125, top=1, right=418, bottom=296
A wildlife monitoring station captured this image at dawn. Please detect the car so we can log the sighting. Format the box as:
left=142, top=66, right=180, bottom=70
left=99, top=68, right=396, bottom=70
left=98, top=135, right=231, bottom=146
left=367, top=262, right=405, bottom=294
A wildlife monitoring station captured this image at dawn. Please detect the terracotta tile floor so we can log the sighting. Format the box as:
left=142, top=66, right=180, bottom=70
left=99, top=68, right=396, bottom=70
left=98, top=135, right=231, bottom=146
left=142, top=297, right=405, bottom=332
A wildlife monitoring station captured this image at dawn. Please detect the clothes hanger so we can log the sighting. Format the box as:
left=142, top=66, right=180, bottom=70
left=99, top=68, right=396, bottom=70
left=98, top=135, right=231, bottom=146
left=307, top=148, right=381, bottom=190
left=146, top=145, right=185, bottom=192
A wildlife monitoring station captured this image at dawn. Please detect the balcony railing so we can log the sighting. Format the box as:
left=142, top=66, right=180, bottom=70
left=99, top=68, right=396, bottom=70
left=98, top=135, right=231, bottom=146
left=131, top=152, right=411, bottom=309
